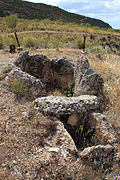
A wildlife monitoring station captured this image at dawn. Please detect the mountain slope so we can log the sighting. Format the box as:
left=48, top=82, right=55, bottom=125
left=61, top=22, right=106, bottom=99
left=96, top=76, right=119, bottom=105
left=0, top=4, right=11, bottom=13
left=0, top=0, right=111, bottom=28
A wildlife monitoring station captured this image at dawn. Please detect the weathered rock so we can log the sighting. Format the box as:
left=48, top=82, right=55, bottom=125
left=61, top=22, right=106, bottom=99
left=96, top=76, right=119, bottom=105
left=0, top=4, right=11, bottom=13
left=89, top=112, right=118, bottom=146
left=34, top=95, right=101, bottom=150
left=53, top=120, right=78, bottom=156
left=34, top=96, right=118, bottom=153
left=34, top=118, right=78, bottom=160
left=14, top=51, right=75, bottom=92
left=34, top=95, right=100, bottom=118
left=5, top=67, right=46, bottom=98
left=74, top=56, right=104, bottom=96
left=51, top=57, right=75, bottom=91
left=80, top=144, right=114, bottom=172
left=115, top=152, right=120, bottom=165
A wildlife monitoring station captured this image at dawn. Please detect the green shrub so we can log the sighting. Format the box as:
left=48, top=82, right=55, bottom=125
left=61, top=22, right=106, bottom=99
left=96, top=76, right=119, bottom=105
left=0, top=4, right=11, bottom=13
left=107, top=28, right=114, bottom=32
left=85, top=23, right=91, bottom=28
left=87, top=45, right=106, bottom=60
left=93, top=26, right=100, bottom=30
left=5, top=14, right=18, bottom=30
left=24, top=38, right=38, bottom=48
left=1, top=66, right=11, bottom=74
left=0, top=73, right=5, bottom=81
left=9, top=79, right=29, bottom=96
left=0, top=66, right=12, bottom=81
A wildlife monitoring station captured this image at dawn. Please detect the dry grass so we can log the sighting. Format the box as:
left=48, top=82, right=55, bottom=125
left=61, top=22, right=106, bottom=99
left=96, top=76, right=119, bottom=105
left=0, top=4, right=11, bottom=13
left=47, top=89, right=65, bottom=96
left=0, top=16, right=120, bottom=36
left=88, top=53, right=120, bottom=122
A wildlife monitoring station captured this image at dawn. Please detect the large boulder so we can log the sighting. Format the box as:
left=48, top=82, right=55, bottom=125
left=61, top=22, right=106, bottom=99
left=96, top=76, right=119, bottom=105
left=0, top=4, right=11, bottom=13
left=80, top=144, right=114, bottom=172
left=34, top=95, right=100, bottom=125
left=34, top=96, right=118, bottom=152
left=74, top=56, right=104, bottom=96
left=14, top=51, right=75, bottom=92
left=89, top=112, right=118, bottom=146
left=51, top=57, right=75, bottom=92
left=5, top=67, right=46, bottom=98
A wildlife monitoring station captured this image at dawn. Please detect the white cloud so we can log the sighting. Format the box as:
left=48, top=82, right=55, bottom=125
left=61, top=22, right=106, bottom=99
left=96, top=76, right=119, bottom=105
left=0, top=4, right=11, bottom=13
left=113, top=0, right=120, bottom=6
left=105, top=0, right=120, bottom=8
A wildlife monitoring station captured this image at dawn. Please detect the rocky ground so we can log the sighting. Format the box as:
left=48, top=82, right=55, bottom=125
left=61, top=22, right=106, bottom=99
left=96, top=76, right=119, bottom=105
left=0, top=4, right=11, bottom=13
left=0, top=49, right=120, bottom=180
left=0, top=79, right=100, bottom=180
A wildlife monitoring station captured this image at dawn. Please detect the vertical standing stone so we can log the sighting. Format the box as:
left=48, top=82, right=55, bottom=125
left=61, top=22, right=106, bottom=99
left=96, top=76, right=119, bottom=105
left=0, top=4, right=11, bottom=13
left=74, top=56, right=104, bottom=96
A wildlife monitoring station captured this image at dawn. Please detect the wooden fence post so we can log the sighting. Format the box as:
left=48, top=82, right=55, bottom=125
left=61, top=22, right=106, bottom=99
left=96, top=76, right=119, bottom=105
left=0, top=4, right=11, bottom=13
left=82, top=34, right=86, bottom=52
left=14, top=32, right=20, bottom=47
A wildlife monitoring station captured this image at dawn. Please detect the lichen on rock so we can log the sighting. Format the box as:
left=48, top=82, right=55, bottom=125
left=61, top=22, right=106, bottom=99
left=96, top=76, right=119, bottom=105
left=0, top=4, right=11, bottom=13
left=74, top=56, right=104, bottom=96
left=14, top=51, right=75, bottom=92
left=5, top=66, right=46, bottom=98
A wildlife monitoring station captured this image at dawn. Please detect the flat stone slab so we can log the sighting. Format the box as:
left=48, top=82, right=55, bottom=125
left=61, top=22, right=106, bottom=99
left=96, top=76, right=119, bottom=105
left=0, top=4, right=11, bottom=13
left=34, top=95, right=100, bottom=116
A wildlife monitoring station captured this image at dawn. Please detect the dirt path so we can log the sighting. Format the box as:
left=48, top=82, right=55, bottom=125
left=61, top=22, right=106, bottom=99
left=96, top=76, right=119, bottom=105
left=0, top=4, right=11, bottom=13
left=7, top=30, right=85, bottom=35
left=0, top=51, right=19, bottom=72
left=0, top=48, right=85, bottom=72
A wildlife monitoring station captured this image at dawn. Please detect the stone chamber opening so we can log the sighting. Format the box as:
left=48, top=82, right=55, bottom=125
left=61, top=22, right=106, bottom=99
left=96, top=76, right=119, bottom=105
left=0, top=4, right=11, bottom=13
left=60, top=113, right=100, bottom=151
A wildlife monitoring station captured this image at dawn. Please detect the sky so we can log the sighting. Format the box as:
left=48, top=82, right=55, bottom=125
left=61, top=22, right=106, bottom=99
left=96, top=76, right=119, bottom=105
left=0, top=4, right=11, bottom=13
left=24, top=0, right=120, bottom=29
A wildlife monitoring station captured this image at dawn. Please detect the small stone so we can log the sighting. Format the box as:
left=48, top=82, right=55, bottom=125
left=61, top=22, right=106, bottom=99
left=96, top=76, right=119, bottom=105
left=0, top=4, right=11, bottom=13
left=47, top=147, right=59, bottom=152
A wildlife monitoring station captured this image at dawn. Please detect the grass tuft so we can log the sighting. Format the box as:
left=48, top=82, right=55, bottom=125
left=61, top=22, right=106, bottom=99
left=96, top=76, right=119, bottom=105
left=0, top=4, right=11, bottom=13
left=9, top=79, right=29, bottom=97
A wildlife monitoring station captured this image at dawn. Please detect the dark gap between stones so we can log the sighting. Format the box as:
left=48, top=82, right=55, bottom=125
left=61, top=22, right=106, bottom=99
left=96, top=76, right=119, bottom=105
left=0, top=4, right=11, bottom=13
left=60, top=114, right=100, bottom=151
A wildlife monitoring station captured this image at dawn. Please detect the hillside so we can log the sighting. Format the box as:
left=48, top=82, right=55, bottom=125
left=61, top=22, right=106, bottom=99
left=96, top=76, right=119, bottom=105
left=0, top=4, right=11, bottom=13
left=0, top=0, right=111, bottom=29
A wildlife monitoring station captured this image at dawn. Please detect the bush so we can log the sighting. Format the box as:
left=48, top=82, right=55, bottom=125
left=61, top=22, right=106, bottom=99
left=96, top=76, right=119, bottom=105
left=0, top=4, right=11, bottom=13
left=24, top=38, right=38, bottom=48
left=5, top=14, right=18, bottom=30
left=87, top=45, right=106, bottom=60
left=9, top=79, right=29, bottom=96
left=85, top=23, right=91, bottom=28
left=1, top=66, right=12, bottom=74
left=0, top=66, right=12, bottom=81
left=0, top=73, right=5, bottom=81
